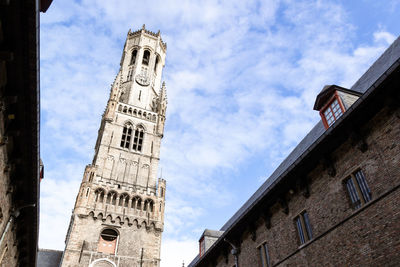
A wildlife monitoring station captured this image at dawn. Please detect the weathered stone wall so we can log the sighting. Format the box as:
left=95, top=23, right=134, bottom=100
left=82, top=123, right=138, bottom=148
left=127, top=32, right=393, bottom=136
left=214, top=105, right=400, bottom=266
left=61, top=27, right=167, bottom=267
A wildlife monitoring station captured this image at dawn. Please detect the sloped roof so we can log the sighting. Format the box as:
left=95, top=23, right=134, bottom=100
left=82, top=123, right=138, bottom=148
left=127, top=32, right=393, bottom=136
left=37, top=249, right=63, bottom=267
left=189, top=35, right=400, bottom=266
left=313, top=84, right=362, bottom=110
left=220, top=35, right=400, bottom=232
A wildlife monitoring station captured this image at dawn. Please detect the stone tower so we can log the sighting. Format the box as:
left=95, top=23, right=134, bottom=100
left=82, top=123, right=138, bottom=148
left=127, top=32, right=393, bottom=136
left=61, top=25, right=167, bottom=267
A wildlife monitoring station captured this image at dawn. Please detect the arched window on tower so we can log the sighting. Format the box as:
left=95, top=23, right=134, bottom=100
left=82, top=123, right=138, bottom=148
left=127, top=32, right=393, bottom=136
left=142, top=50, right=150, bottom=66
left=120, top=124, right=132, bottom=149
left=118, top=193, right=129, bottom=207
left=98, top=228, right=119, bottom=254
left=144, top=199, right=154, bottom=212
left=106, top=191, right=117, bottom=205
left=95, top=188, right=105, bottom=203
left=131, top=196, right=142, bottom=210
left=130, top=49, right=137, bottom=65
left=132, top=126, right=144, bottom=152
left=154, top=55, right=160, bottom=72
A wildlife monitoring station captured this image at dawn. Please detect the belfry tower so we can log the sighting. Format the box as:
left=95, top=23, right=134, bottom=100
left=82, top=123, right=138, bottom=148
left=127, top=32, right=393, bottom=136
left=61, top=25, right=167, bottom=267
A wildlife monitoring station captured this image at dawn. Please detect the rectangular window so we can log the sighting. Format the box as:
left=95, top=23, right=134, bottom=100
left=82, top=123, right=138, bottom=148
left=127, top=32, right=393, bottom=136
left=345, top=169, right=371, bottom=209
left=295, top=211, right=313, bottom=245
left=258, top=243, right=270, bottom=267
left=323, top=98, right=344, bottom=127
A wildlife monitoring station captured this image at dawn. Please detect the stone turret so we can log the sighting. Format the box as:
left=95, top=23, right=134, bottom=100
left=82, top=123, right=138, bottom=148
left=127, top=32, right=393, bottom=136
left=61, top=27, right=168, bottom=267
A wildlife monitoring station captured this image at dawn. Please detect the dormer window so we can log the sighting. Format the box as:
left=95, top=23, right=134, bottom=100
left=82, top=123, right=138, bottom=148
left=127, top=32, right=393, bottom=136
left=199, top=237, right=205, bottom=257
left=198, top=229, right=224, bottom=258
left=322, top=97, right=344, bottom=127
left=314, top=85, right=361, bottom=129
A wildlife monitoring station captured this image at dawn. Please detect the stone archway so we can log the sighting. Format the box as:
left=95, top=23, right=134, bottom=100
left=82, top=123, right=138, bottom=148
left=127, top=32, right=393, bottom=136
left=90, top=258, right=116, bottom=267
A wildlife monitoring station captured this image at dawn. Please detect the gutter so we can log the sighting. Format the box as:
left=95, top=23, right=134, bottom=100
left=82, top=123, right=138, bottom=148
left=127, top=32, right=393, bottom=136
left=192, top=57, right=400, bottom=266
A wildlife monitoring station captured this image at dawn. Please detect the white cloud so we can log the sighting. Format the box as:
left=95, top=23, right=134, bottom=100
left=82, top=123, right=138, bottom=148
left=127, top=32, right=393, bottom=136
left=39, top=0, right=398, bottom=266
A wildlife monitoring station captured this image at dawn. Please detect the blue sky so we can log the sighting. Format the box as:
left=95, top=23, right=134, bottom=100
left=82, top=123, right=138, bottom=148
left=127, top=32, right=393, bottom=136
left=39, top=0, right=400, bottom=266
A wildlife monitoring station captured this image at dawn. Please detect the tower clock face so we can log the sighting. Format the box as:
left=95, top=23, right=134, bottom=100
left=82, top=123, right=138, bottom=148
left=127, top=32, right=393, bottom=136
left=135, top=73, right=150, bottom=86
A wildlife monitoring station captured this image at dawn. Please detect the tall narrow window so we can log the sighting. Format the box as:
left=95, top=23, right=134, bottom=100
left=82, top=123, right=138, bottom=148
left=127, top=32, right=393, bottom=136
left=120, top=125, right=132, bottom=149
left=95, top=188, right=105, bottom=203
left=144, top=199, right=154, bottom=212
left=130, top=49, right=137, bottom=65
left=106, top=192, right=117, bottom=205
left=345, top=169, right=371, bottom=209
left=295, top=211, right=313, bottom=245
left=154, top=55, right=160, bottom=72
left=258, top=243, right=271, bottom=267
left=132, top=126, right=144, bottom=152
left=142, top=50, right=150, bottom=66
left=119, top=194, right=129, bottom=207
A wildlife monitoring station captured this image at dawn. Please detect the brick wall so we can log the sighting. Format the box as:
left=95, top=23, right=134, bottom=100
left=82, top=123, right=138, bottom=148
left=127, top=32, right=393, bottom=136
left=212, top=105, right=400, bottom=267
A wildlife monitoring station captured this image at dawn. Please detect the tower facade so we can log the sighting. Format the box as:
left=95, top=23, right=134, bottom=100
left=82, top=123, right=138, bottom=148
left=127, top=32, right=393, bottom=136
left=61, top=25, right=167, bottom=267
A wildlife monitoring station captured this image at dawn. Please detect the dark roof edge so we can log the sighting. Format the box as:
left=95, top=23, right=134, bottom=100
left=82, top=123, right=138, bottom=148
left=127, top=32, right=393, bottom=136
left=189, top=35, right=400, bottom=266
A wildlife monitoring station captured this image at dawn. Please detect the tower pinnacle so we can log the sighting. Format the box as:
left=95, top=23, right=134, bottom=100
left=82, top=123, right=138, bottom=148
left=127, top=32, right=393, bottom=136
left=61, top=27, right=168, bottom=267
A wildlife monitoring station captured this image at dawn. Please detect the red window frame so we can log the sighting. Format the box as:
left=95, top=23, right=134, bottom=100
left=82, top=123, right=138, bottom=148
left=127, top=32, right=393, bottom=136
left=199, top=237, right=205, bottom=256
left=319, top=92, right=346, bottom=129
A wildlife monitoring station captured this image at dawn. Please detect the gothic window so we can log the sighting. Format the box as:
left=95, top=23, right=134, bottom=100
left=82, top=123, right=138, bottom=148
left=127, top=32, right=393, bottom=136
left=123, top=106, right=127, bottom=113
left=118, top=105, right=122, bottom=112
left=258, top=242, right=271, bottom=267
left=86, top=188, right=90, bottom=197
left=128, top=108, right=132, bottom=114
left=144, top=199, right=154, bottom=212
left=345, top=169, right=371, bottom=209
left=130, top=49, right=137, bottom=65
left=142, top=50, right=150, bottom=66
left=132, top=126, right=144, bottom=152
left=118, top=194, right=129, bottom=207
left=160, top=187, right=164, bottom=198
left=106, top=191, right=117, bottom=205
left=98, top=228, right=119, bottom=254
left=120, top=124, right=132, bottom=149
left=131, top=196, right=142, bottom=210
left=154, top=55, right=160, bottom=72
left=295, top=211, right=313, bottom=245
left=127, top=69, right=133, bottom=81
left=95, top=188, right=105, bottom=203
left=88, top=172, right=94, bottom=182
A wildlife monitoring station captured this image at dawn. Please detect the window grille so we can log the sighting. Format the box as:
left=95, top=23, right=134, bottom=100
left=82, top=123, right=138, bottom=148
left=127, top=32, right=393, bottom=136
left=133, top=127, right=144, bottom=152
left=120, top=125, right=132, bottom=149
left=295, top=211, right=313, bottom=245
left=258, top=243, right=271, bottom=267
left=323, top=98, right=344, bottom=127
left=345, top=169, right=371, bottom=209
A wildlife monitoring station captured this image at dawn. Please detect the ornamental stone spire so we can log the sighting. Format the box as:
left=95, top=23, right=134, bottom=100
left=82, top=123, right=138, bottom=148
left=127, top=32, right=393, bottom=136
left=61, top=27, right=168, bottom=267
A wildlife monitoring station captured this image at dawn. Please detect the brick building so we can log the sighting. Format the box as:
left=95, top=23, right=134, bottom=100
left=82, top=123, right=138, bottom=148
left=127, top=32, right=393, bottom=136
left=188, top=36, right=400, bottom=267
left=0, top=0, right=51, bottom=266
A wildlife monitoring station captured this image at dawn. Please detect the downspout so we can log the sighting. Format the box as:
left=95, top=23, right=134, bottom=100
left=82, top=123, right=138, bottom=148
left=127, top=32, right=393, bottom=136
left=0, top=204, right=36, bottom=248
left=224, top=238, right=239, bottom=267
